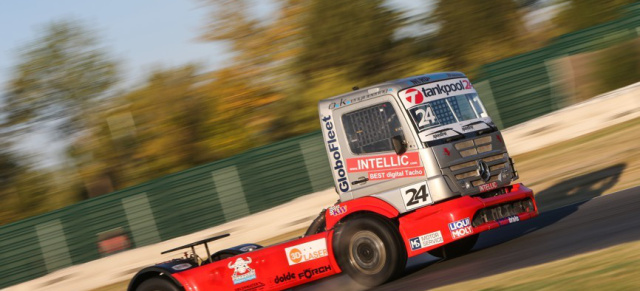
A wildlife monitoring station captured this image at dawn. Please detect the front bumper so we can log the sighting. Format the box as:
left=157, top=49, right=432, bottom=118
left=398, top=183, right=537, bottom=257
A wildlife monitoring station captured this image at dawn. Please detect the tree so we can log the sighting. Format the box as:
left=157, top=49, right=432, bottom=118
left=553, top=0, right=637, bottom=33
left=431, top=0, right=529, bottom=72
left=298, top=0, right=401, bottom=82
left=3, top=20, right=118, bottom=135
left=199, top=0, right=308, bottom=139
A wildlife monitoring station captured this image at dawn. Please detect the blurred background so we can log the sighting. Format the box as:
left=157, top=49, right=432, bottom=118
left=1, top=0, right=640, bottom=289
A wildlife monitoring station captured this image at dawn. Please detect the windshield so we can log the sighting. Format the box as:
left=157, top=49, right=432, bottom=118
left=408, top=93, right=487, bottom=132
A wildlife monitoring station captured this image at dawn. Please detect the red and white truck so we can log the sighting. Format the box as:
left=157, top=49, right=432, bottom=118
left=128, top=72, right=538, bottom=291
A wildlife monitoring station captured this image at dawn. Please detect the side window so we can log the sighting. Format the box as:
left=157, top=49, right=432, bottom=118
left=342, top=102, right=404, bottom=154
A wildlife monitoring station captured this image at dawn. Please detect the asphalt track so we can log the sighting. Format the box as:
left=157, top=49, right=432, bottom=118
left=298, top=185, right=640, bottom=290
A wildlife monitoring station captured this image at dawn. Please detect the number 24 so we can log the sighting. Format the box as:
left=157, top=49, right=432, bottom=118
left=414, top=106, right=436, bottom=128
left=405, top=184, right=428, bottom=206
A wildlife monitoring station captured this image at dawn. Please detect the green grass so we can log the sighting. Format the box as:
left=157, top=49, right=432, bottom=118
left=434, top=241, right=640, bottom=291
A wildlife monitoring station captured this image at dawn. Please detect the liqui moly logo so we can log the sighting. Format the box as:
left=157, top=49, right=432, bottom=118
left=400, top=78, right=476, bottom=109
left=448, top=218, right=473, bottom=239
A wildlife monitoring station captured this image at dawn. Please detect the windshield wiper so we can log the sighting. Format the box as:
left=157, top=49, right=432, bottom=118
left=462, top=120, right=497, bottom=131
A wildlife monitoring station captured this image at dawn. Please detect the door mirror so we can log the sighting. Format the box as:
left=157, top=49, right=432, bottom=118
left=391, top=135, right=407, bottom=155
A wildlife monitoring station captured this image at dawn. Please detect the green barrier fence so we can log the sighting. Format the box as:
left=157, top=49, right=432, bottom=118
left=0, top=131, right=333, bottom=288
left=3, top=3, right=640, bottom=288
left=476, top=3, right=640, bottom=128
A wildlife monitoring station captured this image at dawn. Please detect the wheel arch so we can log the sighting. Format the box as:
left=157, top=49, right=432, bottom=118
left=325, top=196, right=400, bottom=231
left=128, top=267, right=184, bottom=291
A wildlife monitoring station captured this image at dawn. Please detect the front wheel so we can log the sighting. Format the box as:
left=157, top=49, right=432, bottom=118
left=136, top=277, right=181, bottom=291
left=333, top=215, right=406, bottom=287
left=428, top=234, right=478, bottom=258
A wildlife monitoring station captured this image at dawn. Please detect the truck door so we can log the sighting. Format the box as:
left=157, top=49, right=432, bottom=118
left=333, top=96, right=431, bottom=212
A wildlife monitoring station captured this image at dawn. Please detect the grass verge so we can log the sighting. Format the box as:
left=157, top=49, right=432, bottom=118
left=433, top=240, right=640, bottom=291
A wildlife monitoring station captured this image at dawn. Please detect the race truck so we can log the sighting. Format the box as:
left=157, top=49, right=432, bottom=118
left=128, top=72, right=538, bottom=291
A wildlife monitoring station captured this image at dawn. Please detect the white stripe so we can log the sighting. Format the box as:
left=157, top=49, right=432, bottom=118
left=35, top=220, right=72, bottom=272
left=300, top=138, right=326, bottom=192
left=212, top=166, right=250, bottom=221
left=122, top=193, right=161, bottom=246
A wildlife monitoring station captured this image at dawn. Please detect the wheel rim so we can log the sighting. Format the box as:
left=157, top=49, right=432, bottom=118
left=348, top=230, right=386, bottom=275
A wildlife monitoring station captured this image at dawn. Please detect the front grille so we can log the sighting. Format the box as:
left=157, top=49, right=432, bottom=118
left=457, top=136, right=493, bottom=157
left=448, top=153, right=507, bottom=187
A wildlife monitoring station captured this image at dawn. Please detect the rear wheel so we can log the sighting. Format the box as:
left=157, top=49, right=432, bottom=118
left=136, top=277, right=181, bottom=291
left=428, top=234, right=478, bottom=258
left=333, top=215, right=406, bottom=287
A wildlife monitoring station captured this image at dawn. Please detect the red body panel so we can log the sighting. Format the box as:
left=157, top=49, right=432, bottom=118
left=397, top=183, right=537, bottom=257
left=165, top=184, right=537, bottom=290
left=324, top=196, right=399, bottom=230
left=172, top=232, right=340, bottom=291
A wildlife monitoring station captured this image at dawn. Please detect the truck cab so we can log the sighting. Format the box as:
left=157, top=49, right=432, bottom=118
left=319, top=72, right=518, bottom=213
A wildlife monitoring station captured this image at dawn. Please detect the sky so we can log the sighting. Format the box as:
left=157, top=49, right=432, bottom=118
left=0, top=0, right=427, bottom=166
left=0, top=0, right=427, bottom=90
left=0, top=0, right=263, bottom=89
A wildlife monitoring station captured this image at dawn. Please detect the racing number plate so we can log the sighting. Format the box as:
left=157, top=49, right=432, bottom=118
left=400, top=182, right=433, bottom=211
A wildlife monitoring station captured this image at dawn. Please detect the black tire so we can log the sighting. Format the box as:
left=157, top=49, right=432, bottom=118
left=333, top=215, right=406, bottom=287
left=428, top=234, right=479, bottom=259
left=136, top=277, right=181, bottom=291
left=304, top=209, right=326, bottom=236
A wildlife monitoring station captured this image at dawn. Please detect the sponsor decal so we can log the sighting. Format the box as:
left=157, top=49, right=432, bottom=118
left=497, top=215, right=520, bottom=226
left=403, top=88, right=424, bottom=105
left=432, top=131, right=448, bottom=139
left=346, top=152, right=420, bottom=173
left=409, top=76, right=431, bottom=85
left=478, top=181, right=498, bottom=192
left=328, top=88, right=393, bottom=109
left=346, top=152, right=422, bottom=181
left=297, top=265, right=332, bottom=280
left=461, top=124, right=474, bottom=131
left=328, top=205, right=347, bottom=216
left=322, top=115, right=349, bottom=193
left=409, top=231, right=444, bottom=251
left=274, top=272, right=296, bottom=284
left=399, top=78, right=476, bottom=109
left=228, top=257, right=257, bottom=285
left=284, top=238, right=328, bottom=266
left=234, top=282, right=265, bottom=291
left=446, top=72, right=466, bottom=78
left=171, top=263, right=192, bottom=271
left=449, top=218, right=473, bottom=239
left=401, top=182, right=432, bottom=210
left=368, top=166, right=424, bottom=181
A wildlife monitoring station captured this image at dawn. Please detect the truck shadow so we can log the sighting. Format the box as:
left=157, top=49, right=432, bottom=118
left=373, top=163, right=628, bottom=291
left=534, top=163, right=627, bottom=213
left=473, top=162, right=627, bottom=249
